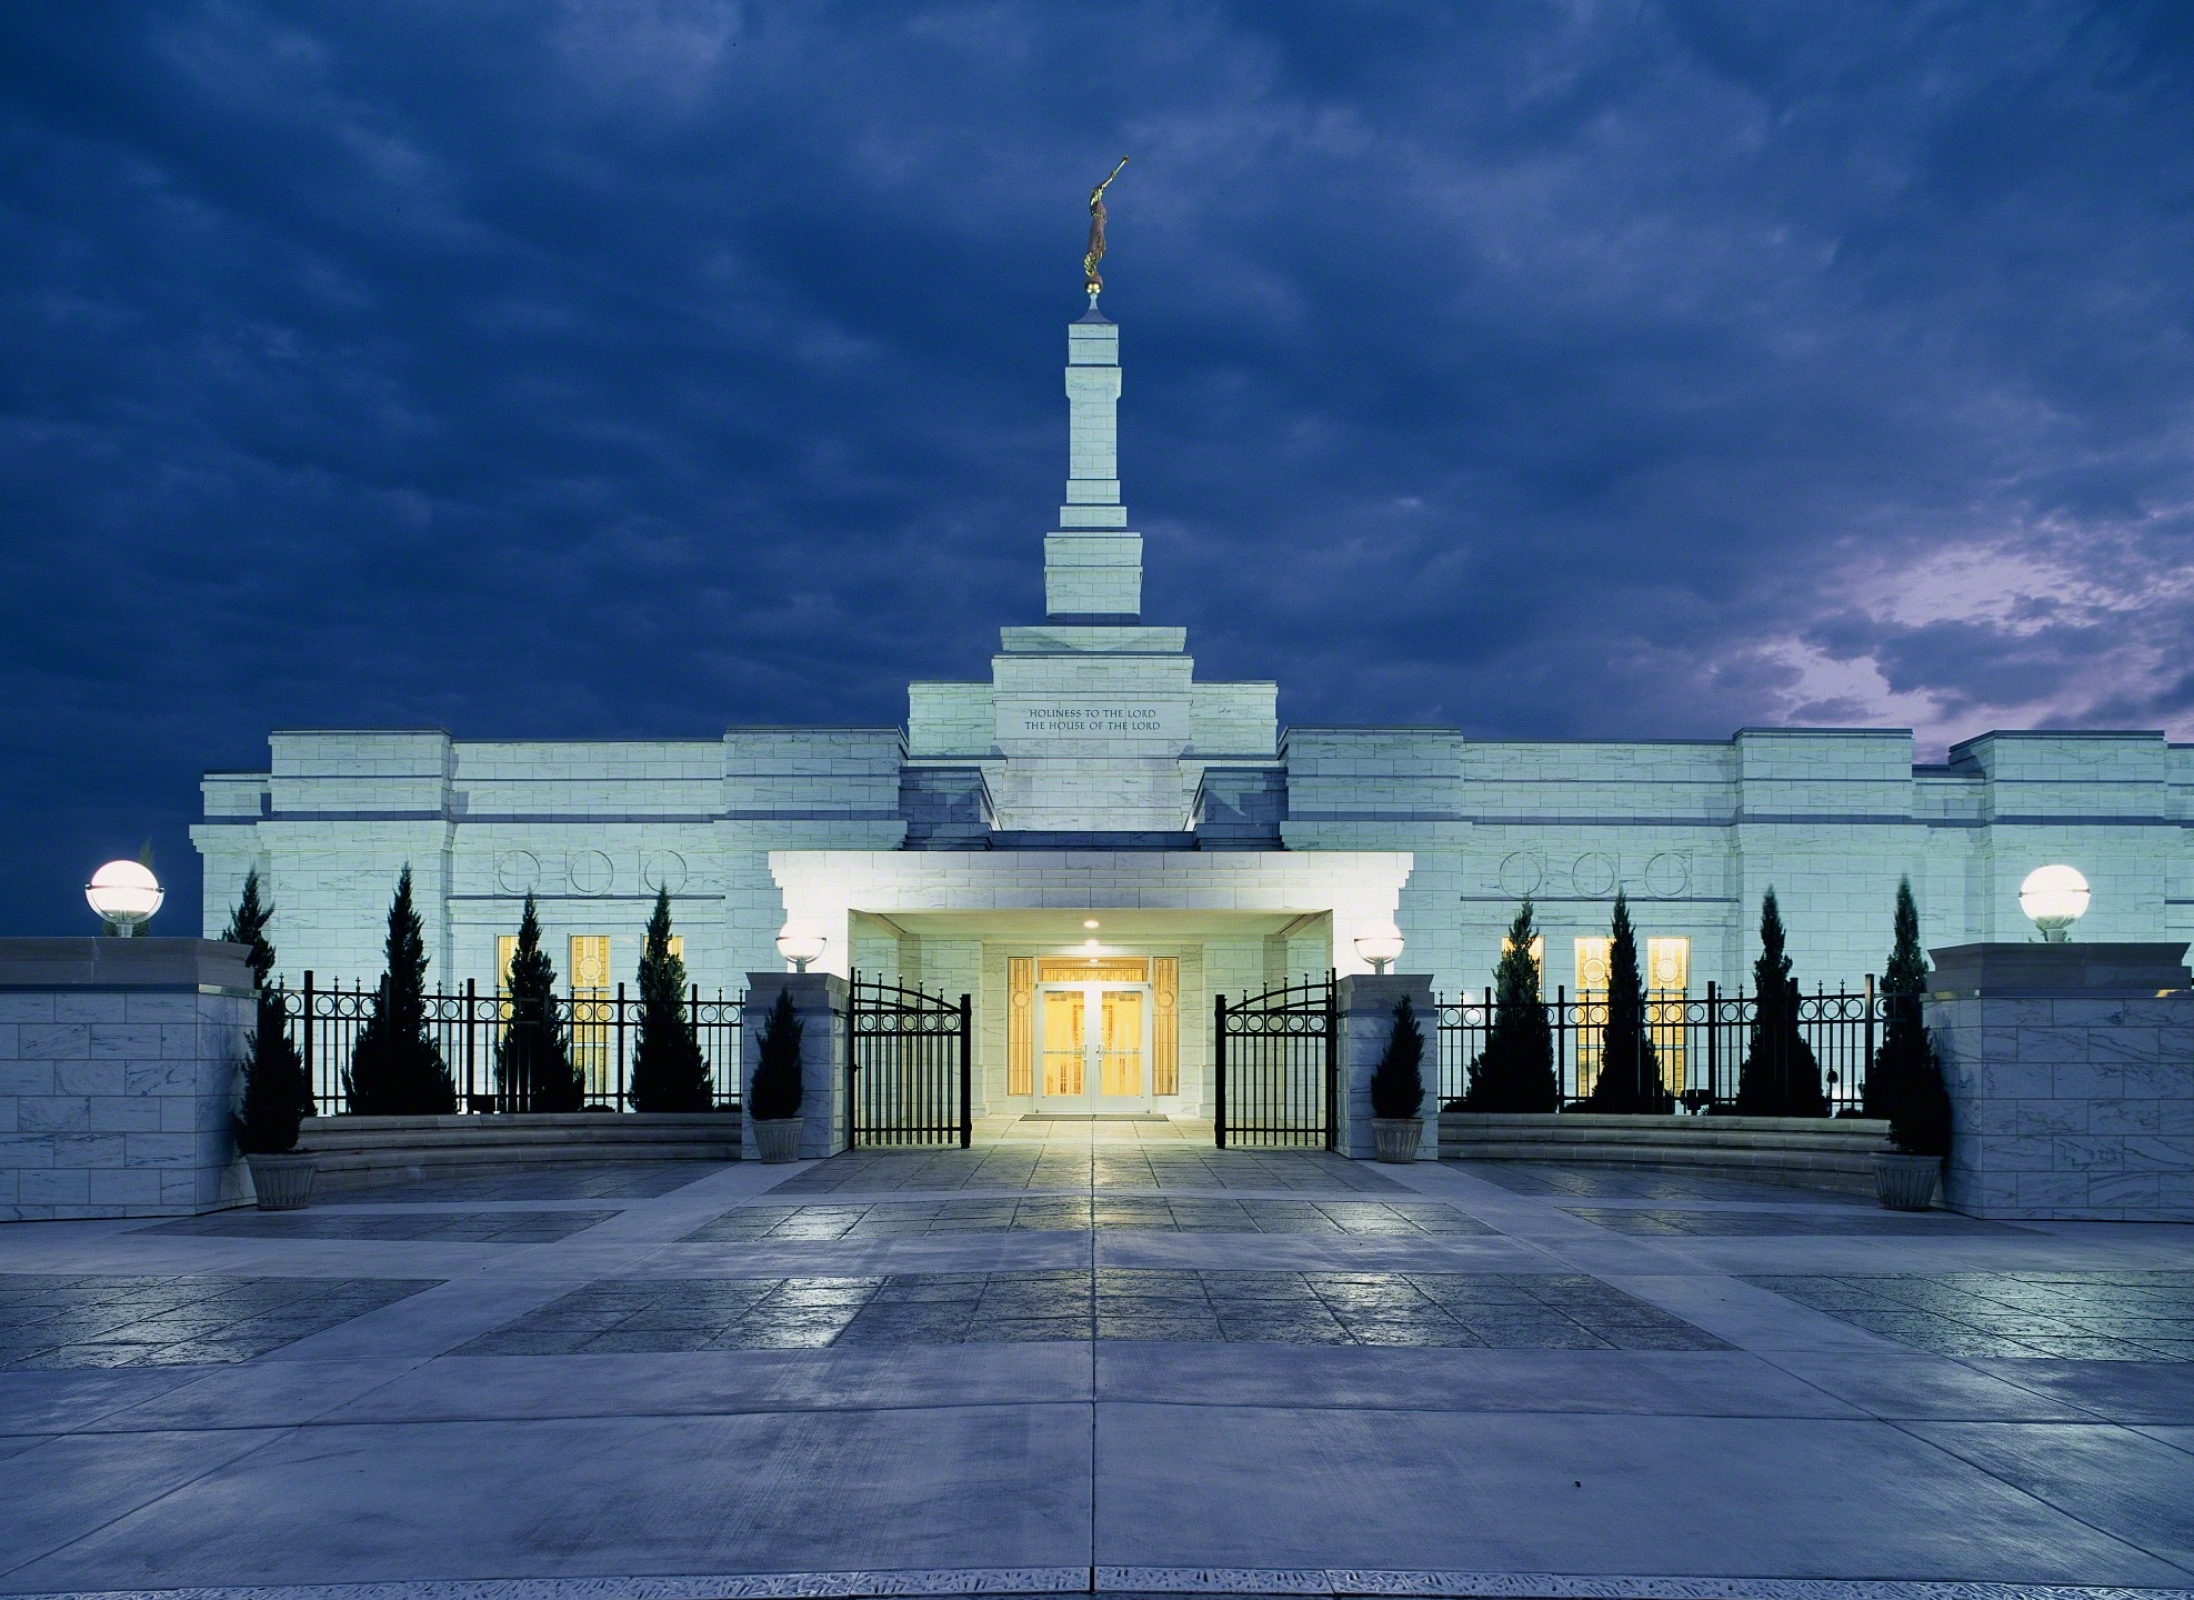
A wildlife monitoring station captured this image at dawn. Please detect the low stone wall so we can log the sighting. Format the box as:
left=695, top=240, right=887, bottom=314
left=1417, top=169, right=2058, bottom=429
left=0, top=938, right=255, bottom=1222
left=1440, top=1112, right=1892, bottom=1195
left=1928, top=942, right=2194, bottom=1221
left=296, top=1112, right=743, bottom=1193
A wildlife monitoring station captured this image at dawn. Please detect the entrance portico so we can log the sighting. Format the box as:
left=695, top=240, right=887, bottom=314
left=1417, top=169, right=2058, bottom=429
left=770, top=848, right=1413, bottom=1121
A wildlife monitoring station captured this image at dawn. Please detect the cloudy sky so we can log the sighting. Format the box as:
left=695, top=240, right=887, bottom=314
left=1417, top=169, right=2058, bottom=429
left=3, top=1, right=2190, bottom=935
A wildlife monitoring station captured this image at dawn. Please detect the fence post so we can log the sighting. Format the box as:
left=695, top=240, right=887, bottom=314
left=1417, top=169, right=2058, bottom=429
left=462, top=977, right=476, bottom=1112
left=301, top=970, right=317, bottom=1112
left=958, top=992, right=972, bottom=1149
left=1706, top=979, right=1719, bottom=1105
left=1213, top=994, right=1228, bottom=1149
left=1862, top=973, right=1876, bottom=1115
left=614, top=981, right=628, bottom=1112
left=1555, top=984, right=1567, bottom=1107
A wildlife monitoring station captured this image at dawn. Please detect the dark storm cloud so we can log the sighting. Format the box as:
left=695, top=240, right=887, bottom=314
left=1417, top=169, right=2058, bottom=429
left=2, top=0, right=2190, bottom=932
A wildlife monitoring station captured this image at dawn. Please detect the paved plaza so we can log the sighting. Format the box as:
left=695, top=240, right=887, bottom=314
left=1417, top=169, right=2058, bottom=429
left=4, top=1123, right=2194, bottom=1598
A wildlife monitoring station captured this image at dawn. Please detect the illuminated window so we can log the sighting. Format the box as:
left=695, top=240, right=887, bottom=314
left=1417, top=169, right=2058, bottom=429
left=1646, top=937, right=1690, bottom=1095
left=1573, top=938, right=1612, bottom=1088
left=570, top=936, right=612, bottom=1100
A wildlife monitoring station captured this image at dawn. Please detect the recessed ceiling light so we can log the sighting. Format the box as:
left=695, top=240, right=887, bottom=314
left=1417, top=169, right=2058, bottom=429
left=1083, top=919, right=1100, bottom=929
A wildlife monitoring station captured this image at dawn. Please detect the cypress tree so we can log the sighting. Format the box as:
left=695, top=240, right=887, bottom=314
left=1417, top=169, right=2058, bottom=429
left=1462, top=899, right=1557, bottom=1111
left=1868, top=877, right=1952, bottom=1154
left=748, top=986, right=806, bottom=1121
left=1369, top=994, right=1427, bottom=1120
left=226, top=870, right=313, bottom=1154
left=344, top=866, right=456, bottom=1115
left=1732, top=888, right=1828, bottom=1117
left=629, top=887, right=712, bottom=1112
left=495, top=893, right=582, bottom=1112
left=1585, top=891, right=1670, bottom=1112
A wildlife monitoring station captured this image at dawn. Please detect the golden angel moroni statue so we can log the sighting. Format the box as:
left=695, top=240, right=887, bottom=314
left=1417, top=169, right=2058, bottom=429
left=1083, top=156, right=1128, bottom=294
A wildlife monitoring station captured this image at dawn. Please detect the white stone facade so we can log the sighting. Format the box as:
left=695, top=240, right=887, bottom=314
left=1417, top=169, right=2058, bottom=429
left=193, top=299, right=2194, bottom=1120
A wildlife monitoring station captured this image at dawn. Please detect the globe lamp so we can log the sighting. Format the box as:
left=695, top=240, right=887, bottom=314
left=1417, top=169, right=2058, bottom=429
left=86, top=860, right=163, bottom=937
left=1354, top=925, right=1405, bottom=976
left=2019, top=864, right=2090, bottom=944
left=775, top=927, right=826, bottom=973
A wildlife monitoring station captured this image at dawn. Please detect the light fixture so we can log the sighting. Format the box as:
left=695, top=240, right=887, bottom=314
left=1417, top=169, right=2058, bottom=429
left=2019, top=865, right=2090, bottom=943
left=87, top=860, right=163, bottom=937
left=1354, top=924, right=1405, bottom=975
left=1083, top=919, right=1100, bottom=929
left=775, top=927, right=826, bottom=973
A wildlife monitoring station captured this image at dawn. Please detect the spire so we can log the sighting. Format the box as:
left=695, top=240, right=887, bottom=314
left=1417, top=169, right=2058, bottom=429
left=1045, top=307, right=1142, bottom=620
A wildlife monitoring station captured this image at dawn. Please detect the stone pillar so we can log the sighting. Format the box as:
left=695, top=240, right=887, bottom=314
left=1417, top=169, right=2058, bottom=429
left=741, top=972, right=848, bottom=1162
left=1334, top=973, right=1438, bottom=1161
left=1926, top=942, right=2193, bottom=1220
left=0, top=938, right=256, bottom=1220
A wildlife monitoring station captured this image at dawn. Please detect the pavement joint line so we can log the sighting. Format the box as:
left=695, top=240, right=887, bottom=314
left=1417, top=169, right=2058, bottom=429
left=9, top=1574, right=2194, bottom=1600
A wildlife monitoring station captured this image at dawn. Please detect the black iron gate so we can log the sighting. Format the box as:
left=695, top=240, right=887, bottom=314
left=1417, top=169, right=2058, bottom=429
left=1213, top=973, right=1337, bottom=1149
left=847, top=973, right=972, bottom=1148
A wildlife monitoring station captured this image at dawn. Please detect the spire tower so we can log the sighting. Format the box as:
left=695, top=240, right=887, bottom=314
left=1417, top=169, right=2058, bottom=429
left=1046, top=304, right=1141, bottom=621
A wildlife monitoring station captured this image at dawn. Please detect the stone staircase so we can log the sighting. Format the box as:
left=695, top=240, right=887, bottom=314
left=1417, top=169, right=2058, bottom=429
left=295, top=1112, right=743, bottom=1193
left=1440, top=1112, right=1892, bottom=1195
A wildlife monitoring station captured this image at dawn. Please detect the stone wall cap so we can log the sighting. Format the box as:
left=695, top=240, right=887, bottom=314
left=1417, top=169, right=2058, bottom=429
left=0, top=937, right=257, bottom=993
left=1928, top=941, right=2192, bottom=998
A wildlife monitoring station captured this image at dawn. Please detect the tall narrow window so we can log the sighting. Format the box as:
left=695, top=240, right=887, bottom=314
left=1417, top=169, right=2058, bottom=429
left=1007, top=957, right=1035, bottom=1096
left=569, top=935, right=611, bottom=1100
left=1152, top=956, right=1179, bottom=1096
left=1573, top=937, right=1611, bottom=1090
left=1646, top=936, right=1690, bottom=1096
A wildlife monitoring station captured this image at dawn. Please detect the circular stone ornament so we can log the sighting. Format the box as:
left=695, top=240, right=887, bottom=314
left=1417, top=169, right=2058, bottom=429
left=1571, top=853, right=1618, bottom=898
left=494, top=851, right=541, bottom=895
left=569, top=849, right=615, bottom=896
left=1497, top=852, right=1544, bottom=898
left=1643, top=851, right=1691, bottom=899
left=642, top=851, right=689, bottom=895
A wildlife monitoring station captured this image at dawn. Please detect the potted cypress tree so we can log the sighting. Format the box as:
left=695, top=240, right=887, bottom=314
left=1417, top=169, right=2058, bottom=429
left=225, top=872, right=317, bottom=1209
left=1369, top=993, right=1427, bottom=1162
left=748, top=986, right=806, bottom=1162
left=1869, top=878, right=1953, bottom=1209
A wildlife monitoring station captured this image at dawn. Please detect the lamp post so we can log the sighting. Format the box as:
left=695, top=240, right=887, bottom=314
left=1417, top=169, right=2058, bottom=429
left=1353, top=926, right=1404, bottom=976
left=2019, top=865, right=2090, bottom=944
left=775, top=928, right=826, bottom=974
left=86, top=860, right=163, bottom=937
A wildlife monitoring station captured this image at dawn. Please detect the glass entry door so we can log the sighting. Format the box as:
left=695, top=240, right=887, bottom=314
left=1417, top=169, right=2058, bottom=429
left=1037, top=982, right=1152, bottom=1113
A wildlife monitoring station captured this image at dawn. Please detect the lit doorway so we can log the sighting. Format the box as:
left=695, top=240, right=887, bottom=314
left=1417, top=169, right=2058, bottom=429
left=1035, top=959, right=1155, bottom=1114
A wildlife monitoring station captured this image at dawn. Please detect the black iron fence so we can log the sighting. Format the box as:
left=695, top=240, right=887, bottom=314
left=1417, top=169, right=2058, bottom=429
left=847, top=973, right=971, bottom=1148
left=272, top=972, right=745, bottom=1116
left=1435, top=978, right=1884, bottom=1116
left=1215, top=973, right=1337, bottom=1149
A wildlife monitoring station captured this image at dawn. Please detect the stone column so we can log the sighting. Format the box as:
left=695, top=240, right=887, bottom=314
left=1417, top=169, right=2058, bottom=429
left=1926, top=942, right=2193, bottom=1220
left=1334, top=973, right=1438, bottom=1161
left=0, top=938, right=256, bottom=1220
left=741, top=972, right=848, bottom=1161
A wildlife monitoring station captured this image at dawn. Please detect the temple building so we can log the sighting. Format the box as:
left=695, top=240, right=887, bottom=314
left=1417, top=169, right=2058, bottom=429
left=192, top=291, right=2193, bottom=1119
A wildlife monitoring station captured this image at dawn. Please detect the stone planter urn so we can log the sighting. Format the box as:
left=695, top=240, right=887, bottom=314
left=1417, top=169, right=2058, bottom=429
left=1372, top=1117, right=1423, bottom=1164
left=246, top=1152, right=318, bottom=1212
left=1873, top=1152, right=1941, bottom=1211
left=752, top=1118, right=803, bottom=1164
